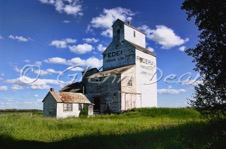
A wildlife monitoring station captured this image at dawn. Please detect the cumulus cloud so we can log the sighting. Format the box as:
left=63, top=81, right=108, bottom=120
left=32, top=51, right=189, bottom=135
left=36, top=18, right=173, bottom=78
left=179, top=46, right=186, bottom=52
left=0, top=86, right=8, bottom=91
left=83, top=38, right=99, bottom=43
left=33, top=68, right=62, bottom=76
left=0, top=97, right=42, bottom=109
left=6, top=76, right=60, bottom=90
left=35, top=61, right=42, bottom=66
left=66, top=66, right=84, bottom=72
left=89, top=7, right=135, bottom=37
left=50, top=38, right=76, bottom=48
left=97, top=44, right=106, bottom=52
left=158, top=88, right=186, bottom=94
left=147, top=47, right=154, bottom=52
left=63, top=20, right=70, bottom=23
left=69, top=43, right=93, bottom=54
left=11, top=85, right=23, bottom=90
left=44, top=56, right=102, bottom=68
left=139, top=25, right=189, bottom=49
left=8, top=35, right=31, bottom=42
left=44, top=57, right=67, bottom=64
left=39, top=0, right=82, bottom=16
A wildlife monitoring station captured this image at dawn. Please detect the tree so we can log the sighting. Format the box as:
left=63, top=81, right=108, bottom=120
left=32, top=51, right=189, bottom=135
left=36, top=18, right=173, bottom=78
left=181, top=0, right=226, bottom=119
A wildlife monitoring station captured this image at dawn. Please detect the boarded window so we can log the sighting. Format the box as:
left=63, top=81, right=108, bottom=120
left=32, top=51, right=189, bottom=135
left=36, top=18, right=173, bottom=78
left=63, top=103, right=73, bottom=111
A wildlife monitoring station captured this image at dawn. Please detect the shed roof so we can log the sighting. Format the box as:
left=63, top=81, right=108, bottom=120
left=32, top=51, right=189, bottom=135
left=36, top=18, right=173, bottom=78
left=47, top=92, right=91, bottom=104
left=88, top=65, right=134, bottom=78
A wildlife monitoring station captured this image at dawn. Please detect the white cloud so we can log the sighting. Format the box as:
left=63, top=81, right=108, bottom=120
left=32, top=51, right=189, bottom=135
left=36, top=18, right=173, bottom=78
left=147, top=47, right=154, bottom=52
left=66, top=66, right=84, bottom=72
left=32, top=68, right=62, bottom=76
left=11, top=85, right=23, bottom=90
left=50, top=38, right=76, bottom=48
left=158, top=88, right=186, bottom=94
left=8, top=35, right=30, bottom=42
left=89, top=7, right=135, bottom=37
left=0, top=86, right=8, bottom=91
left=24, top=60, right=30, bottom=63
left=0, top=35, right=3, bottom=40
left=83, top=38, right=99, bottom=43
left=34, top=94, right=39, bottom=97
left=0, top=97, right=42, bottom=109
left=44, top=57, right=67, bottom=64
left=179, top=46, right=186, bottom=52
left=44, top=56, right=102, bottom=68
left=39, top=0, right=82, bottom=16
left=85, top=57, right=103, bottom=68
left=139, top=25, right=189, bottom=49
left=101, top=28, right=112, bottom=37
left=97, top=44, right=106, bottom=52
left=35, top=61, right=42, bottom=66
left=63, top=20, right=70, bottom=23
left=6, top=76, right=60, bottom=90
left=69, top=43, right=93, bottom=54
left=31, top=84, right=50, bottom=90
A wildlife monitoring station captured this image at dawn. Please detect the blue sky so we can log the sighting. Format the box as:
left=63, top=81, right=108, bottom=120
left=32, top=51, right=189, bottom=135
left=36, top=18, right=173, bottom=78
left=0, top=0, right=201, bottom=109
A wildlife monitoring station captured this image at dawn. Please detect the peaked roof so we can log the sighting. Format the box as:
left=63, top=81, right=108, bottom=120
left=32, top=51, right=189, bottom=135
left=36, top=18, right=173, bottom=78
left=112, top=19, right=145, bottom=35
left=44, top=92, right=91, bottom=104
left=59, top=82, right=83, bottom=93
left=88, top=65, right=134, bottom=78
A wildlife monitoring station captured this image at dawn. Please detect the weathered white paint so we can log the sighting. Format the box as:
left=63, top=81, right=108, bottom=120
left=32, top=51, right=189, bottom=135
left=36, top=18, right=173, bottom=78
left=56, top=103, right=80, bottom=119
left=84, top=19, right=157, bottom=114
left=124, top=24, right=146, bottom=48
left=135, top=50, right=157, bottom=107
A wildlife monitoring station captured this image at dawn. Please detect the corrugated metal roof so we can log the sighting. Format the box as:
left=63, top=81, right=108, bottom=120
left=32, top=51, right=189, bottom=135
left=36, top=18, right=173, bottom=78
left=50, top=92, right=91, bottom=104
left=88, top=65, right=134, bottom=78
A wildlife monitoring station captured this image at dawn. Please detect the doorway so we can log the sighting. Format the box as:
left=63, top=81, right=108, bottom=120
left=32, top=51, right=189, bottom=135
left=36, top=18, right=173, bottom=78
left=93, top=97, right=100, bottom=114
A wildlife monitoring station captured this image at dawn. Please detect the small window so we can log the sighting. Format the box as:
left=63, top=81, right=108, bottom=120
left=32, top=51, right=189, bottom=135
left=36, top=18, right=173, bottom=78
left=78, top=103, right=83, bottom=111
left=133, top=31, right=136, bottom=37
left=128, top=77, right=133, bottom=86
left=63, top=103, right=73, bottom=111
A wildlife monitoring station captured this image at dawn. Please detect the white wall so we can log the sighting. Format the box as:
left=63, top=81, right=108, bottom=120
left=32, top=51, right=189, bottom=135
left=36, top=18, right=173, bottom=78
left=56, top=103, right=80, bottom=118
left=135, top=50, right=157, bottom=107
left=124, top=25, right=146, bottom=48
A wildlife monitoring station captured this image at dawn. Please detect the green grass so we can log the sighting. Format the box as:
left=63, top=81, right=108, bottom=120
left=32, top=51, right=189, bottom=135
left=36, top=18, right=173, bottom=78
left=0, top=108, right=225, bottom=149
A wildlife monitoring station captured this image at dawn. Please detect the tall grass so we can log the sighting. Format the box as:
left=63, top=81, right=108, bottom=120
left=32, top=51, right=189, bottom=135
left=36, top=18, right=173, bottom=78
left=0, top=108, right=225, bottom=149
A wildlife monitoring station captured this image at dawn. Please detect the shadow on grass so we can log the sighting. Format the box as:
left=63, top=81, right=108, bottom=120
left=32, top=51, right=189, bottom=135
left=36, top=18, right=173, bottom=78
left=1, top=121, right=225, bottom=149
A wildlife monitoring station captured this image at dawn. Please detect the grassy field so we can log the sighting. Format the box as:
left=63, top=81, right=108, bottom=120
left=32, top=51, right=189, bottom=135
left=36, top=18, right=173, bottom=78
left=0, top=108, right=225, bottom=149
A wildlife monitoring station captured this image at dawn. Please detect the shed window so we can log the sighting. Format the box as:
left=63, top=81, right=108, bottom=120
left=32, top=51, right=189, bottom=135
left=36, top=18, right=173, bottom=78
left=63, top=103, right=73, bottom=111
left=79, top=103, right=83, bottom=111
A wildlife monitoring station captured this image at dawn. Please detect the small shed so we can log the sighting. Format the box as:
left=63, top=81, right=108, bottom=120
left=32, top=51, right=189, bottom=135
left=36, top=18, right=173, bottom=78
left=42, top=88, right=93, bottom=118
